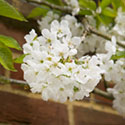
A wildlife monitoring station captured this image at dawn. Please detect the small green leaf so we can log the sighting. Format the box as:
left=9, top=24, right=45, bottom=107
left=121, top=0, right=125, bottom=11
left=14, top=54, right=26, bottom=64
left=79, top=9, right=92, bottom=15
left=0, top=0, right=27, bottom=21
left=96, top=14, right=113, bottom=25
left=0, top=42, right=16, bottom=71
left=28, top=6, right=49, bottom=18
left=79, top=0, right=96, bottom=10
left=95, top=16, right=101, bottom=28
left=112, top=0, right=121, bottom=10
left=0, top=35, right=21, bottom=50
left=111, top=51, right=125, bottom=60
left=102, top=7, right=117, bottom=17
left=100, top=0, right=111, bottom=9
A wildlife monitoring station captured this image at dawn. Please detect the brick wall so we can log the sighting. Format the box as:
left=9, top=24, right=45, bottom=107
left=0, top=0, right=125, bottom=125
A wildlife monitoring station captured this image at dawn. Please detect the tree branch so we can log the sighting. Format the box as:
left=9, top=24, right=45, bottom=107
left=25, top=0, right=72, bottom=13
left=24, top=0, right=125, bottom=48
left=93, top=88, right=114, bottom=100
left=0, top=75, right=27, bottom=85
left=0, top=75, right=114, bottom=100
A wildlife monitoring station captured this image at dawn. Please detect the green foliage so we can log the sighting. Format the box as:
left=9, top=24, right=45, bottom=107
left=96, top=14, right=113, bottom=25
left=102, top=7, right=117, bottom=17
left=100, top=0, right=111, bottom=9
left=0, top=0, right=27, bottom=21
left=0, top=35, right=22, bottom=71
left=79, top=9, right=92, bottom=15
left=94, top=0, right=118, bottom=27
left=0, top=42, right=16, bottom=71
left=121, top=0, right=125, bottom=11
left=0, top=35, right=22, bottom=50
left=28, top=6, right=49, bottom=18
left=14, top=54, right=26, bottom=64
left=111, top=51, right=125, bottom=60
left=79, top=0, right=96, bottom=11
left=111, top=0, right=121, bottom=10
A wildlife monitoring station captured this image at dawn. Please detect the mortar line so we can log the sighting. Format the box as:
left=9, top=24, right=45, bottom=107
left=67, top=103, right=75, bottom=125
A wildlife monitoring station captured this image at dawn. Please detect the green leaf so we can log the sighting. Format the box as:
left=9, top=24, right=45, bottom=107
left=100, top=0, right=111, bottom=9
left=0, top=35, right=21, bottom=50
left=111, top=51, right=125, bottom=60
left=102, top=7, right=117, bottom=17
left=14, top=54, right=26, bottom=64
left=79, top=0, right=96, bottom=10
left=111, top=0, right=121, bottom=10
left=0, top=42, right=16, bottom=71
left=0, top=0, right=27, bottom=21
left=121, top=0, right=125, bottom=11
left=79, top=9, right=92, bottom=15
left=95, top=16, right=101, bottom=28
left=28, top=6, right=49, bottom=18
left=96, top=14, right=113, bottom=25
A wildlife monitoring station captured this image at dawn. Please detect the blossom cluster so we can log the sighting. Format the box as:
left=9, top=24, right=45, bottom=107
left=22, top=5, right=125, bottom=116
left=22, top=19, right=104, bottom=102
left=38, top=12, right=84, bottom=37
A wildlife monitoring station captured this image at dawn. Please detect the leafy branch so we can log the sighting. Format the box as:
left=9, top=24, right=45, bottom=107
left=25, top=0, right=125, bottom=48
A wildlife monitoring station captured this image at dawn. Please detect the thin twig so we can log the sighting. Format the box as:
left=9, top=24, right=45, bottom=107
left=0, top=75, right=27, bottom=85
left=0, top=75, right=114, bottom=100
left=93, top=88, right=114, bottom=100
left=90, top=28, right=125, bottom=48
left=82, top=18, right=125, bottom=48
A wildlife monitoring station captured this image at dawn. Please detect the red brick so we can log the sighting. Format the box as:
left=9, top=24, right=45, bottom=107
left=0, top=91, right=69, bottom=125
left=0, top=65, right=5, bottom=75
left=0, top=22, right=26, bottom=48
left=74, top=106, right=125, bottom=125
left=10, top=64, right=24, bottom=80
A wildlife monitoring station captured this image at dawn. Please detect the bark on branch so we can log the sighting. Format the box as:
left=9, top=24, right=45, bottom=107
left=93, top=88, right=114, bottom=100
left=25, top=0, right=72, bottom=13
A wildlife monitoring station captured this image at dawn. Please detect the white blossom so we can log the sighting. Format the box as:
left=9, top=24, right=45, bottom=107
left=51, top=20, right=70, bottom=38
left=62, top=15, right=84, bottom=36
left=65, top=0, right=80, bottom=15
left=108, top=81, right=125, bottom=116
left=113, top=8, right=125, bottom=36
